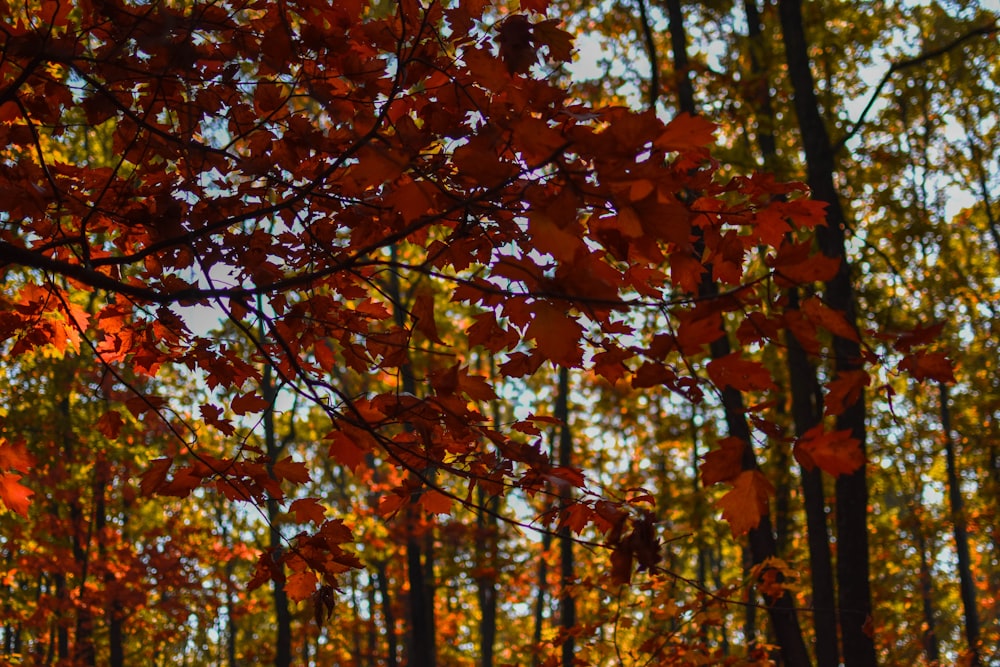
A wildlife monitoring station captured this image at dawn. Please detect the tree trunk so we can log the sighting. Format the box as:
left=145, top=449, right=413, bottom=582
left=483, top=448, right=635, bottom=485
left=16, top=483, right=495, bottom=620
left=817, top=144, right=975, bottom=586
left=666, top=1, right=810, bottom=663
left=555, top=366, right=576, bottom=667
left=376, top=562, right=399, bottom=667
left=940, top=383, right=982, bottom=666
left=262, top=354, right=292, bottom=667
left=912, top=501, right=940, bottom=664
left=785, top=293, right=840, bottom=667
left=776, top=2, right=876, bottom=664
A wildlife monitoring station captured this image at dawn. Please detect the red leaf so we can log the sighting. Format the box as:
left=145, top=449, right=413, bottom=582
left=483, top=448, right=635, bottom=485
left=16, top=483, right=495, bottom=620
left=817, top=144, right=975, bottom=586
left=95, top=410, right=125, bottom=439
left=285, top=571, right=318, bottom=603
left=900, top=351, right=956, bottom=384
left=497, top=15, right=536, bottom=75
left=700, top=437, right=745, bottom=486
left=290, top=498, right=327, bottom=524
left=420, top=490, right=453, bottom=515
left=326, top=430, right=369, bottom=472
left=532, top=19, right=574, bottom=63
left=140, top=457, right=173, bottom=496
left=801, top=296, right=859, bottom=342
left=524, top=304, right=583, bottom=367
left=654, top=113, right=718, bottom=152
left=411, top=288, right=444, bottom=344
left=0, top=473, right=33, bottom=516
left=272, top=457, right=311, bottom=484
left=232, top=391, right=271, bottom=416
left=716, top=470, right=773, bottom=537
left=793, top=425, right=864, bottom=477
left=824, top=371, right=869, bottom=417
left=706, top=353, right=776, bottom=392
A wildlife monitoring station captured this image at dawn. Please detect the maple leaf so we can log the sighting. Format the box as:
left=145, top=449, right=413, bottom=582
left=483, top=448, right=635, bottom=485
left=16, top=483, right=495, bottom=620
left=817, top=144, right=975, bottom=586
left=290, top=498, right=327, bottom=524
left=420, top=490, right=453, bottom=515
left=232, top=391, right=271, bottom=415
left=801, top=296, right=859, bottom=342
left=716, top=470, right=774, bottom=537
left=139, top=457, right=173, bottom=497
left=700, top=437, right=746, bottom=486
left=532, top=19, right=574, bottom=63
left=411, top=287, right=445, bottom=345
left=326, top=430, right=369, bottom=472
left=824, top=370, right=870, bottom=417
left=900, top=351, right=956, bottom=384
left=0, top=439, right=34, bottom=472
left=95, top=410, right=125, bottom=439
left=653, top=112, right=718, bottom=152
left=524, top=304, right=583, bottom=367
left=793, top=425, right=864, bottom=477
left=706, top=353, right=777, bottom=392
left=497, top=15, right=536, bottom=75
left=0, top=473, right=33, bottom=516
left=272, top=457, right=311, bottom=484
left=285, top=571, right=318, bottom=603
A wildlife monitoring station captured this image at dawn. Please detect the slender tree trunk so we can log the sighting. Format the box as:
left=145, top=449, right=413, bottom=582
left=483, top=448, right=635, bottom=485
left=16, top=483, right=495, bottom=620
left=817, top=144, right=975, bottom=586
left=262, top=359, right=292, bottom=667
left=531, top=524, right=552, bottom=667
left=376, top=562, right=399, bottom=667
left=940, top=383, right=982, bottom=666
left=387, top=257, right=437, bottom=667
left=776, top=2, right=876, bottom=664
left=477, top=368, right=501, bottom=667
left=912, top=501, right=941, bottom=664
left=665, top=1, right=810, bottom=662
left=739, top=3, right=840, bottom=659
left=555, top=366, right=576, bottom=667
left=786, top=293, right=840, bottom=667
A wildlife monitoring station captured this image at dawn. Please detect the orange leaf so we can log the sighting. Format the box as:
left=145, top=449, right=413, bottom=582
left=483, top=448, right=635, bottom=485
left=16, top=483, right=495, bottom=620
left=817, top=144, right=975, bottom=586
left=706, top=353, right=776, bottom=392
left=0, top=473, right=33, bottom=516
left=700, top=437, right=745, bottom=486
left=285, top=571, right=318, bottom=602
left=793, top=425, right=863, bottom=477
left=0, top=439, right=34, bottom=472
left=824, top=370, right=869, bottom=417
left=654, top=112, right=718, bottom=152
left=420, top=490, right=453, bottom=515
left=290, top=498, right=327, bottom=524
left=272, top=457, right=311, bottom=484
left=524, top=304, right=583, bottom=367
left=801, top=296, right=859, bottom=342
left=716, top=470, right=774, bottom=537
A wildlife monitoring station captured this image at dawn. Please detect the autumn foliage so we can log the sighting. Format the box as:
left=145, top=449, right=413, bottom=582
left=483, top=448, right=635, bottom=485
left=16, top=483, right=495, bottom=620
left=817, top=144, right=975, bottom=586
left=1, top=0, right=993, bottom=665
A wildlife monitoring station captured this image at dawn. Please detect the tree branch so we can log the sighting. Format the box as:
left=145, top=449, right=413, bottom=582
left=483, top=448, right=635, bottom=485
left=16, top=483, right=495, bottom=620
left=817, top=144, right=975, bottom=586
left=835, top=20, right=998, bottom=154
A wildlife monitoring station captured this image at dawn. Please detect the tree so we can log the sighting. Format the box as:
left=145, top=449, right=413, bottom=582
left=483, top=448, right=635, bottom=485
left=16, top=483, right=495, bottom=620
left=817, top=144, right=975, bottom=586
left=3, top=0, right=995, bottom=665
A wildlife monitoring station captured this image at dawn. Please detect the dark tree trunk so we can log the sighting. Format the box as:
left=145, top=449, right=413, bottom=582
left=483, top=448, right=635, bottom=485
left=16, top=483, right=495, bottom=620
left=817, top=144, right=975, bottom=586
left=776, top=2, right=876, bottom=664
left=785, top=293, right=840, bottom=667
left=262, top=361, right=292, bottom=667
left=940, top=383, right=982, bottom=666
left=666, top=1, right=810, bottom=663
left=555, top=366, right=576, bottom=667
left=912, top=502, right=941, bottom=664
left=376, top=562, right=398, bottom=667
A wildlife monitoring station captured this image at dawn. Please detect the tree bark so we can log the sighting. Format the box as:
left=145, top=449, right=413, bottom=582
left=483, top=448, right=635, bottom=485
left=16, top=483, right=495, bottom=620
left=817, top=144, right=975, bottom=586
left=262, top=360, right=293, bottom=667
left=666, top=0, right=810, bottom=663
left=940, top=383, right=982, bottom=666
left=776, top=2, right=876, bottom=664
left=555, top=366, right=576, bottom=667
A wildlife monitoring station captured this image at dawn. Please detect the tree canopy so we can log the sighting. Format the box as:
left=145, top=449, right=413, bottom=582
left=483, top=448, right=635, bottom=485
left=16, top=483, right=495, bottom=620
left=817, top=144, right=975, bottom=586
left=0, top=0, right=997, bottom=665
